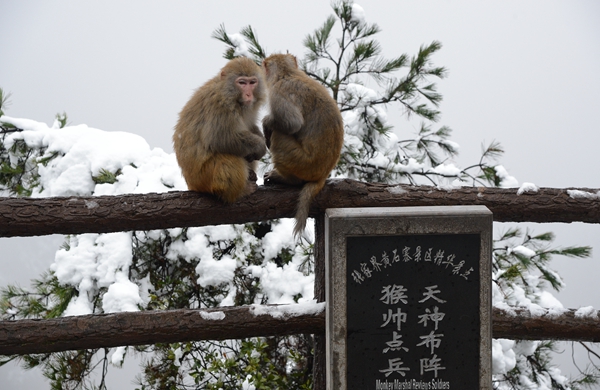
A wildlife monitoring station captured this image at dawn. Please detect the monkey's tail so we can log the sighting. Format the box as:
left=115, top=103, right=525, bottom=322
left=293, top=179, right=326, bottom=239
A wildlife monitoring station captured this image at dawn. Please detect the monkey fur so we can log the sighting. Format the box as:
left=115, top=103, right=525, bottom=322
left=262, top=53, right=344, bottom=238
left=173, top=57, right=267, bottom=203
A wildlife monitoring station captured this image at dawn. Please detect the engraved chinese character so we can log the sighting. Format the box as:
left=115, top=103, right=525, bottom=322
left=433, top=250, right=444, bottom=265
left=379, top=357, right=410, bottom=377
left=360, top=263, right=372, bottom=278
left=381, top=251, right=391, bottom=268
left=419, top=285, right=447, bottom=304
left=424, top=247, right=433, bottom=262
left=402, top=246, right=412, bottom=262
left=417, top=330, right=444, bottom=354
left=420, top=354, right=446, bottom=378
left=392, top=248, right=401, bottom=263
left=442, top=253, right=456, bottom=269
left=381, top=308, right=407, bottom=331
left=461, top=267, right=474, bottom=280
left=452, top=260, right=465, bottom=275
left=418, top=306, right=445, bottom=330
left=351, top=270, right=364, bottom=284
left=383, top=331, right=409, bottom=353
left=414, top=246, right=422, bottom=262
left=380, top=285, right=408, bottom=305
left=370, top=256, right=382, bottom=272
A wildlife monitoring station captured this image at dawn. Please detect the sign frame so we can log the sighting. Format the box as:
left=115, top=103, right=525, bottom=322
left=325, top=206, right=492, bottom=390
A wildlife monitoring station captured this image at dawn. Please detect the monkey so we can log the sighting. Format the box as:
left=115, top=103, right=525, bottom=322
left=262, top=53, right=344, bottom=238
left=173, top=57, right=267, bottom=203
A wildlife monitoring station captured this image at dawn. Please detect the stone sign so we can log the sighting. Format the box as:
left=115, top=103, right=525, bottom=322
left=325, top=206, right=492, bottom=390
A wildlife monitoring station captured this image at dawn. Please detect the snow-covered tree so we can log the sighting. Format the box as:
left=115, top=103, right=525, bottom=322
left=1, top=2, right=597, bottom=389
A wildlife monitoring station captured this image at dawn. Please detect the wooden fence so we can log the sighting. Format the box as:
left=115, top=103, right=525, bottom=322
left=1, top=179, right=599, bottom=389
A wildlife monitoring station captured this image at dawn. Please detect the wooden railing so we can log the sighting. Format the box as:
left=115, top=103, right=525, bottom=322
left=1, top=179, right=599, bottom=389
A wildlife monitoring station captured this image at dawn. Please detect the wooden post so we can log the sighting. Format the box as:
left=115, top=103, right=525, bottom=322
left=313, top=213, right=326, bottom=390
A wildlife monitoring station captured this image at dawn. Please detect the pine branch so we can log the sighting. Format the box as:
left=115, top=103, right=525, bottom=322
left=239, top=25, right=267, bottom=60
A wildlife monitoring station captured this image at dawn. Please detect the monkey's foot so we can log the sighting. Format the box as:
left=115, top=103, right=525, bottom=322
left=263, top=169, right=283, bottom=186
left=243, top=180, right=258, bottom=196
left=264, top=169, right=304, bottom=186
left=247, top=168, right=258, bottom=183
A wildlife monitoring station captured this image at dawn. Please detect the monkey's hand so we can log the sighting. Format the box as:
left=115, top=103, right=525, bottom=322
left=245, top=154, right=259, bottom=163
left=244, top=139, right=267, bottom=162
left=249, top=124, right=265, bottom=138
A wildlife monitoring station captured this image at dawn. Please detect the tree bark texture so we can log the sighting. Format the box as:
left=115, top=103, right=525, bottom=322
left=1, top=180, right=599, bottom=237
left=0, top=304, right=326, bottom=356
left=1, top=306, right=599, bottom=356
left=492, top=307, right=600, bottom=341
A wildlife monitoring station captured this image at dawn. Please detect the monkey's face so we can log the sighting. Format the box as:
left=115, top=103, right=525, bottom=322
left=236, top=76, right=259, bottom=106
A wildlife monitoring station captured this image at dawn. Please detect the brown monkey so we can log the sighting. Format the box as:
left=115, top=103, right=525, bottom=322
left=173, top=57, right=267, bottom=203
left=262, top=53, right=344, bottom=238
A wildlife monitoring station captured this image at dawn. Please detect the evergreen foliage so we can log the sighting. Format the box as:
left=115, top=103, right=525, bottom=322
left=0, top=2, right=598, bottom=389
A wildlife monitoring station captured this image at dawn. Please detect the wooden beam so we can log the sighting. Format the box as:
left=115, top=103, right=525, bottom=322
left=1, top=180, right=599, bottom=237
left=1, top=305, right=599, bottom=356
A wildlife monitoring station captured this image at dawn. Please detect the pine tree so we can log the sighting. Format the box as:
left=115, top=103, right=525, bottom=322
left=1, top=2, right=598, bottom=389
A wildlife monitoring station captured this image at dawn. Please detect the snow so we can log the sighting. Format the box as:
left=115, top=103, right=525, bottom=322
left=111, top=346, right=127, bottom=366
left=567, top=189, right=600, bottom=200
left=173, top=347, right=183, bottom=367
left=575, top=306, right=598, bottom=318
left=247, top=261, right=314, bottom=304
left=350, top=3, right=366, bottom=25
left=517, top=182, right=538, bottom=195
left=514, top=340, right=539, bottom=357
left=394, top=157, right=426, bottom=174
left=440, top=139, right=460, bottom=152
left=432, top=163, right=461, bottom=177
left=196, top=254, right=237, bottom=287
left=0, top=117, right=187, bottom=316
left=228, top=33, right=253, bottom=58
left=492, top=339, right=516, bottom=375
left=167, top=228, right=213, bottom=263
left=510, top=245, right=536, bottom=259
left=261, top=219, right=296, bottom=261
left=250, top=301, right=325, bottom=319
left=102, top=273, right=143, bottom=313
left=1, top=116, right=184, bottom=197
left=199, top=310, right=226, bottom=320
left=345, top=83, right=378, bottom=107
left=51, top=232, right=142, bottom=316
left=494, top=165, right=519, bottom=188
left=387, top=185, right=407, bottom=195
left=242, top=375, right=256, bottom=390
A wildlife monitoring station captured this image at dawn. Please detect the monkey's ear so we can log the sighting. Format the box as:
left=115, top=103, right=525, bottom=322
left=286, top=54, right=298, bottom=69
left=221, top=70, right=227, bottom=80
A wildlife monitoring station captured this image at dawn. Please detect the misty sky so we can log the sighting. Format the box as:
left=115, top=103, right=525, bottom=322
left=1, top=1, right=599, bottom=388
